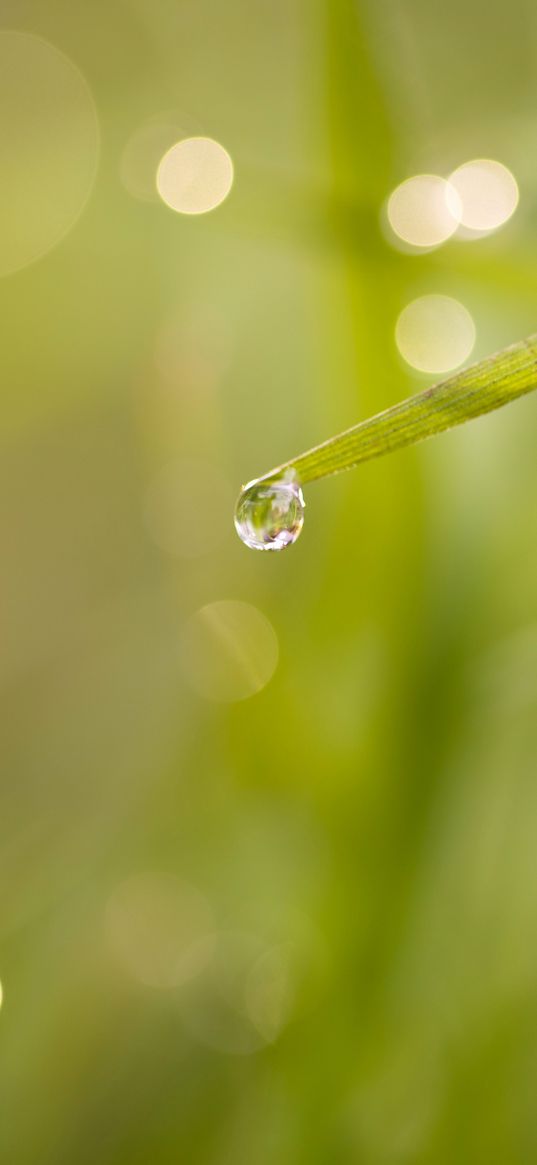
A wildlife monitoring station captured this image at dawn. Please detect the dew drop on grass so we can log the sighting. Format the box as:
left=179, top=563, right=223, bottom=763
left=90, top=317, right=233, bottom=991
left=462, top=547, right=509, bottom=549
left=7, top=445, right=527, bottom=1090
left=234, top=476, right=305, bottom=551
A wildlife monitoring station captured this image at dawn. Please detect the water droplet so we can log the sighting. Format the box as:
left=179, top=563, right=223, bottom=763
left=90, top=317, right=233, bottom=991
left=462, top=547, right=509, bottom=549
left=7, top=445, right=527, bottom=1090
left=234, top=476, right=305, bottom=551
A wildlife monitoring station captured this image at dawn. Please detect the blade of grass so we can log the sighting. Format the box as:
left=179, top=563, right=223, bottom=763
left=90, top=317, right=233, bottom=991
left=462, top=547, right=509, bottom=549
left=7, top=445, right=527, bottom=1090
left=256, top=335, right=537, bottom=486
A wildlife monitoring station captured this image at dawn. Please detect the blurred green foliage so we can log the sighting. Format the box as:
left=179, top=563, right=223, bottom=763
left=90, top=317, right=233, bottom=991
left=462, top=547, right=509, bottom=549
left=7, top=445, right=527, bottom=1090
left=2, top=1, right=537, bottom=1163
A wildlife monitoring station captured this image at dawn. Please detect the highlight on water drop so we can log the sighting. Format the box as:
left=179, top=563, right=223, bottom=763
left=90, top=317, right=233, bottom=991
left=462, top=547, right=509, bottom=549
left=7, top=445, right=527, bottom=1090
left=234, top=475, right=305, bottom=551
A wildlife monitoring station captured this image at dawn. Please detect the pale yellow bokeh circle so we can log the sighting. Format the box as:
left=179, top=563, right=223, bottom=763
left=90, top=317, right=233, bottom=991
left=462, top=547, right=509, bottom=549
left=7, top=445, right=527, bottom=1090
left=106, top=873, right=214, bottom=989
left=386, top=174, right=461, bottom=249
left=121, top=119, right=186, bottom=203
left=180, top=600, right=278, bottom=702
left=244, top=944, right=294, bottom=1043
left=447, top=159, right=519, bottom=233
left=0, top=31, right=99, bottom=276
left=395, top=295, right=476, bottom=374
left=178, top=931, right=289, bottom=1054
left=156, top=137, right=233, bottom=215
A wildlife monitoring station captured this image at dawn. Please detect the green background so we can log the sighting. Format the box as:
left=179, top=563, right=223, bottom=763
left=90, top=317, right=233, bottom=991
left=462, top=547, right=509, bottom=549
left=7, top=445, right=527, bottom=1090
left=2, top=1, right=537, bottom=1162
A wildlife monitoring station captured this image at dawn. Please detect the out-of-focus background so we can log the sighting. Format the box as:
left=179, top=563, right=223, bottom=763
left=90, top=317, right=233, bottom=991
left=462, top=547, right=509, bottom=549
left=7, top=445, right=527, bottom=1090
left=2, top=1, right=537, bottom=1161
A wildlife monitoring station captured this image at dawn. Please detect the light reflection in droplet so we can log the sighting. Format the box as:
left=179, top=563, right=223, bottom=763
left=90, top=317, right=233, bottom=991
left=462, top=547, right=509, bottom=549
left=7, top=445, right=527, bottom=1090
left=180, top=600, right=279, bottom=703
left=395, top=294, right=476, bottom=374
left=386, top=174, right=461, bottom=250
left=448, top=159, right=519, bottom=234
left=105, top=873, right=214, bottom=989
left=157, top=137, right=233, bottom=215
left=234, top=476, right=305, bottom=551
left=143, top=458, right=234, bottom=559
